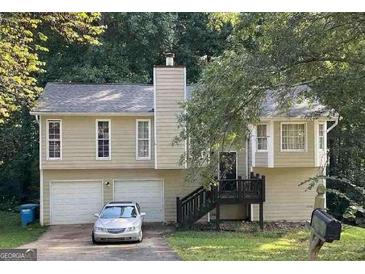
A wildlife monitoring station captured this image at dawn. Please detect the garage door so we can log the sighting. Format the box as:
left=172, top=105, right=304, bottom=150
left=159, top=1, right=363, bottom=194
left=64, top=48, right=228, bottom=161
left=50, top=181, right=103, bottom=225
left=114, top=180, right=164, bottom=222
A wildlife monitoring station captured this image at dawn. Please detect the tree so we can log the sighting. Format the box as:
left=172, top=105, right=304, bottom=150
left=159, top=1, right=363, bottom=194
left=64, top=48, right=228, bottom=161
left=173, top=13, right=233, bottom=82
left=39, top=12, right=233, bottom=85
left=39, top=13, right=176, bottom=84
left=0, top=107, right=39, bottom=208
left=0, top=12, right=104, bottom=123
left=176, top=13, right=365, bottom=196
left=0, top=12, right=104, bottom=207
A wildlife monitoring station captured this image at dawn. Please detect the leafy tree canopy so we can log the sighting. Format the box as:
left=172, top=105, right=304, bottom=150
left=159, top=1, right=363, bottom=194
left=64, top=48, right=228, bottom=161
left=0, top=12, right=104, bottom=123
left=39, top=12, right=233, bottom=84
left=177, top=13, right=365, bottom=187
left=0, top=12, right=104, bottom=206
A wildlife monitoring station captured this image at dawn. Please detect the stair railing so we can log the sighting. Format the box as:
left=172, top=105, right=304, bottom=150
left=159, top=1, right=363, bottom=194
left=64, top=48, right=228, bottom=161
left=176, top=173, right=265, bottom=228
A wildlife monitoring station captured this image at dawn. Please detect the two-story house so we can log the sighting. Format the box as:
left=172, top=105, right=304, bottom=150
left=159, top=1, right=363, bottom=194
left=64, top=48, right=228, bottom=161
left=31, top=55, right=336, bottom=226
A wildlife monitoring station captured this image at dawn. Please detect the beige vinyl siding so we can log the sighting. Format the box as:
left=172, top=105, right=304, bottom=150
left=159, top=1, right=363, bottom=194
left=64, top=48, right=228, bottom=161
left=42, top=169, right=199, bottom=225
left=42, top=167, right=248, bottom=225
left=237, top=148, right=247, bottom=178
left=248, top=138, right=252, bottom=167
left=251, top=167, right=318, bottom=221
left=41, top=116, right=154, bottom=169
left=255, top=152, right=268, bottom=167
left=274, top=121, right=315, bottom=167
left=154, top=67, right=185, bottom=169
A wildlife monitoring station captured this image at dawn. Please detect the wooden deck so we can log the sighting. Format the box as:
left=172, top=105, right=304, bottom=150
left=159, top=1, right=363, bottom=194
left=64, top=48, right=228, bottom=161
left=176, top=172, right=266, bottom=230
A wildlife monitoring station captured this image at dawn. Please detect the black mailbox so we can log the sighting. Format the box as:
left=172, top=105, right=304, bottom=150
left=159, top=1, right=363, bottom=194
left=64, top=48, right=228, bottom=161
left=310, top=208, right=342, bottom=242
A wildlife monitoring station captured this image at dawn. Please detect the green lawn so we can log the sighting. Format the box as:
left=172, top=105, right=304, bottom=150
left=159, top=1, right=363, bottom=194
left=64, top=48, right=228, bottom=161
left=168, top=225, right=365, bottom=260
left=0, top=211, right=47, bottom=248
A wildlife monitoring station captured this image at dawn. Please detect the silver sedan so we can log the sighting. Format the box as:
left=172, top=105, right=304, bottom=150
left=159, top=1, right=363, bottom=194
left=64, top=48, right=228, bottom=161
left=92, top=201, right=145, bottom=243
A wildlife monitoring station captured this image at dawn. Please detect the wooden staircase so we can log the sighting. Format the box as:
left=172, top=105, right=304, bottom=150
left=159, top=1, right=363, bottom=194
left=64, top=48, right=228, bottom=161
left=176, top=172, right=266, bottom=229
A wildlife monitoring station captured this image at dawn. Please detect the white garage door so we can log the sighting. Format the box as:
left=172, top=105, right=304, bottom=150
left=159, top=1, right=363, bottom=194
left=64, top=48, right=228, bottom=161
left=50, top=181, right=103, bottom=225
left=114, top=180, right=164, bottom=222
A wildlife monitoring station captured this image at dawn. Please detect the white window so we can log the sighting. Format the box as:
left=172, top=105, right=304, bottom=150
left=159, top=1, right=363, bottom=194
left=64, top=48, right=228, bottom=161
left=256, top=124, right=268, bottom=151
left=47, top=120, right=62, bottom=160
left=319, top=123, right=325, bottom=150
left=281, top=123, right=306, bottom=151
left=136, top=119, right=151, bottom=160
left=96, top=120, right=111, bottom=160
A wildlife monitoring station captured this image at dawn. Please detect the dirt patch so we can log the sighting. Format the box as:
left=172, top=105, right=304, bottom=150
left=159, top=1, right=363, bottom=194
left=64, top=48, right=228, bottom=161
left=188, top=221, right=306, bottom=233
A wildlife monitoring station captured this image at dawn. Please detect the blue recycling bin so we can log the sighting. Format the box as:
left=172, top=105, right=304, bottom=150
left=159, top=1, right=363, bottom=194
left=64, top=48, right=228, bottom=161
left=20, top=204, right=39, bottom=226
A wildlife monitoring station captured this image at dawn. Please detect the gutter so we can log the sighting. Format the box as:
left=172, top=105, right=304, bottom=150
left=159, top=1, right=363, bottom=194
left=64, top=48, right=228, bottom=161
left=30, top=111, right=154, bottom=117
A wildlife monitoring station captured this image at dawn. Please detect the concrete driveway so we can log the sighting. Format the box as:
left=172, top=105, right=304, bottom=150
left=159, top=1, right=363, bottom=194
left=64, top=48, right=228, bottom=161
left=20, top=224, right=180, bottom=261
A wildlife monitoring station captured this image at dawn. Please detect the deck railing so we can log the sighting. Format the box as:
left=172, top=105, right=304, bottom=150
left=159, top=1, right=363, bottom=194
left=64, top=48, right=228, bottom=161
left=218, top=173, right=265, bottom=203
left=176, top=172, right=265, bottom=228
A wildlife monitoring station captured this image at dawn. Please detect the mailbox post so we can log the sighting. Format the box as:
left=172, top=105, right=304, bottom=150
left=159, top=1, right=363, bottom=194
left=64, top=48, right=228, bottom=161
left=308, top=183, right=342, bottom=260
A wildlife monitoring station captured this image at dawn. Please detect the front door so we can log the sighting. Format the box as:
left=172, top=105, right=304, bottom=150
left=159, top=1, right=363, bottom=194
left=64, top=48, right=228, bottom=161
left=219, top=152, right=237, bottom=191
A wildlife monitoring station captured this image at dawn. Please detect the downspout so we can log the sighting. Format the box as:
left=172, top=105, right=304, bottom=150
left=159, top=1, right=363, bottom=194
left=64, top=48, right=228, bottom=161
left=323, top=116, right=339, bottom=210
left=327, top=117, right=339, bottom=133
left=326, top=117, right=339, bottom=173
left=35, top=114, right=44, bottom=225
left=246, top=137, right=250, bottom=179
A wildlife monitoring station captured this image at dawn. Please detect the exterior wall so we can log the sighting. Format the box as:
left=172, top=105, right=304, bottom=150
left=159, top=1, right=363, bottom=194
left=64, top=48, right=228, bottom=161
left=248, top=138, right=252, bottom=168
left=236, top=148, right=248, bottom=178
left=255, top=152, right=268, bottom=167
left=154, top=67, right=186, bottom=169
left=40, top=115, right=154, bottom=169
left=252, top=120, right=318, bottom=168
left=42, top=157, right=250, bottom=225
left=39, top=113, right=327, bottom=225
left=274, top=121, right=315, bottom=167
left=42, top=169, right=200, bottom=225
left=251, top=167, right=319, bottom=221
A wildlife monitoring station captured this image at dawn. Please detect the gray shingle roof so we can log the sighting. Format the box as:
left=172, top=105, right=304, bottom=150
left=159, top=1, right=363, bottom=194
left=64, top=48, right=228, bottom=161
left=33, top=82, right=329, bottom=118
left=187, top=85, right=329, bottom=118
left=261, top=96, right=328, bottom=118
left=32, top=83, right=155, bottom=113
left=261, top=87, right=329, bottom=118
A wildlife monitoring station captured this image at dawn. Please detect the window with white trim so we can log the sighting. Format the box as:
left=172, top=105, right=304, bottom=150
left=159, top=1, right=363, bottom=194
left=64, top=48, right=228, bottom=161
left=97, top=120, right=110, bottom=159
left=257, top=124, right=268, bottom=151
left=319, top=124, right=325, bottom=150
left=47, top=120, right=61, bottom=159
left=137, top=120, right=150, bottom=159
left=281, top=123, right=306, bottom=151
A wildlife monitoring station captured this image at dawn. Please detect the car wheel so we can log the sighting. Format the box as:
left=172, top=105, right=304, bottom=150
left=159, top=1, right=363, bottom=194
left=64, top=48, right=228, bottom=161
left=92, top=231, right=98, bottom=244
left=138, top=230, right=143, bottom=243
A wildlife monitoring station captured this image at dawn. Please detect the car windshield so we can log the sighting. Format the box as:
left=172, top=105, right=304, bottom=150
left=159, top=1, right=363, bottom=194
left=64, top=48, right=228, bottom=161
left=100, top=206, right=137, bottom=219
